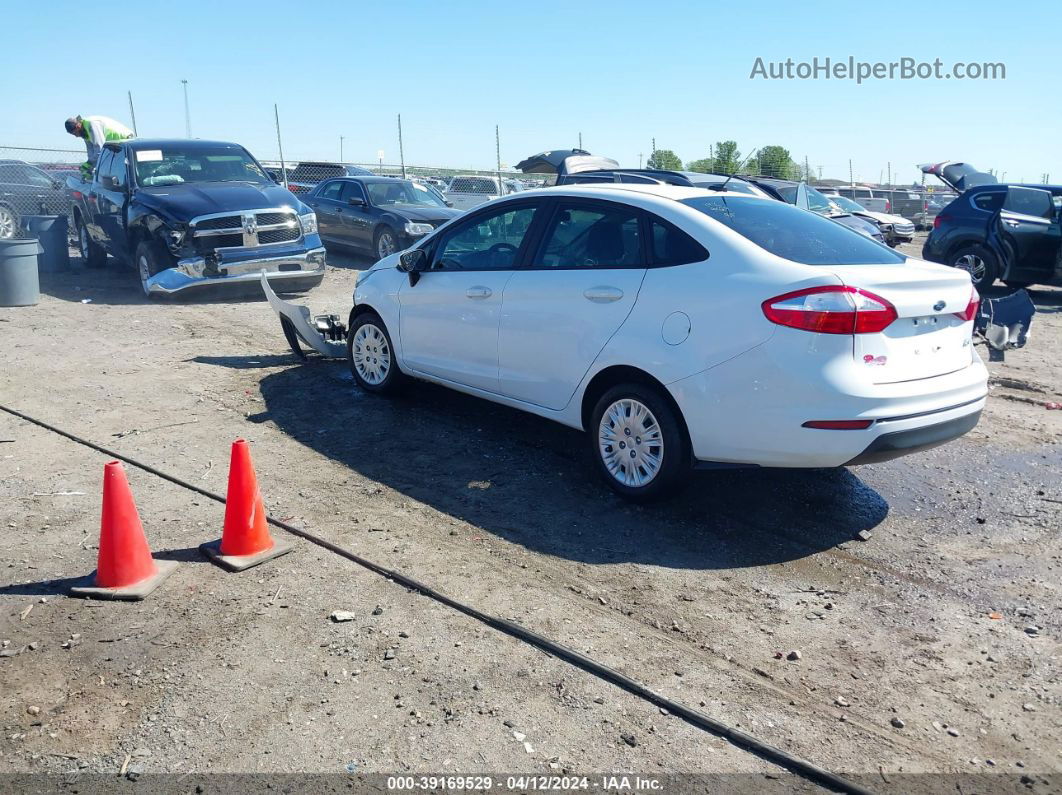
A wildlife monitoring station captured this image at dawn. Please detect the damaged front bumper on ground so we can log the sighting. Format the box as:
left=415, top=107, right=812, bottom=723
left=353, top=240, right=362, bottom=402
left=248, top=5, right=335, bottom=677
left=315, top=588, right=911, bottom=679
left=145, top=244, right=327, bottom=295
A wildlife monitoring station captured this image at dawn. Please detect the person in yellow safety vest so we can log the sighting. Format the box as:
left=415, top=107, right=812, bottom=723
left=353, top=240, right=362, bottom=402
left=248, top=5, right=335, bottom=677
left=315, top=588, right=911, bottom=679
left=64, top=115, right=134, bottom=179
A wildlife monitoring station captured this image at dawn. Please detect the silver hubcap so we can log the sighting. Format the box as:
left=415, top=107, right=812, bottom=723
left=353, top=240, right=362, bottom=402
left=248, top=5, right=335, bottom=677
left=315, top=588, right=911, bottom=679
left=598, top=398, right=665, bottom=488
left=377, top=232, right=396, bottom=259
left=352, top=323, right=391, bottom=385
left=955, top=253, right=986, bottom=283
left=0, top=208, right=15, bottom=239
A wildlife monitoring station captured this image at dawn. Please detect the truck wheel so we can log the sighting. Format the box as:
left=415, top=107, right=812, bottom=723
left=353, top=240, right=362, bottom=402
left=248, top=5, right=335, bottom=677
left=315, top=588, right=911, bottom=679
left=76, top=217, right=107, bottom=268
left=950, top=244, right=999, bottom=289
left=135, top=239, right=169, bottom=298
left=0, top=205, right=17, bottom=239
left=374, top=226, right=398, bottom=261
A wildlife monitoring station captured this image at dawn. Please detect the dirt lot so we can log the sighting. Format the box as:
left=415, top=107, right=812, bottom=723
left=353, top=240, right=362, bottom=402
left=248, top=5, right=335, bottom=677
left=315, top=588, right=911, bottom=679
left=1, top=233, right=1060, bottom=793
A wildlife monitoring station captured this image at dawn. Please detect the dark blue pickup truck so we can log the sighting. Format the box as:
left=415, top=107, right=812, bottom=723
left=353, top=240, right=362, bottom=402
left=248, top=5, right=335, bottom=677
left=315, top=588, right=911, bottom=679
left=68, top=138, right=325, bottom=296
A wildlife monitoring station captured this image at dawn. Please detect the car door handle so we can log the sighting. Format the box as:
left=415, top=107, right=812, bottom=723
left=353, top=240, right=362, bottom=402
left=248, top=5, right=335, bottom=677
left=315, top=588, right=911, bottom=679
left=584, top=286, right=624, bottom=303
left=1003, top=219, right=1020, bottom=227
left=466, top=286, right=492, bottom=299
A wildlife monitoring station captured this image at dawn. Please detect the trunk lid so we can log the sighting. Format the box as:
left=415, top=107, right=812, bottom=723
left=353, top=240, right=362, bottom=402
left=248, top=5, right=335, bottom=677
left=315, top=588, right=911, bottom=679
left=919, top=161, right=998, bottom=192
left=831, top=260, right=975, bottom=384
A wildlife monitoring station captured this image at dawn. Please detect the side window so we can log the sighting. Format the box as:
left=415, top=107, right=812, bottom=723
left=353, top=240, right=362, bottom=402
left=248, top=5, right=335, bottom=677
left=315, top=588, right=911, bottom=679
left=318, top=180, right=344, bottom=201
left=95, top=149, right=113, bottom=181
left=19, top=166, right=54, bottom=187
left=650, top=218, right=708, bottom=266
left=972, top=192, right=1005, bottom=212
left=533, top=202, right=642, bottom=268
left=107, top=151, right=128, bottom=188
left=433, top=204, right=537, bottom=270
left=1003, top=187, right=1052, bottom=219
left=341, top=181, right=366, bottom=203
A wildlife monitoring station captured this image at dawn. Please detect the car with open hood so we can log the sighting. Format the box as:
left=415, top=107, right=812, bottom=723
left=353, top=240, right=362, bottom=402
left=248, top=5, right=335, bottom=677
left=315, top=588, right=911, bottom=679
left=920, top=161, right=1062, bottom=288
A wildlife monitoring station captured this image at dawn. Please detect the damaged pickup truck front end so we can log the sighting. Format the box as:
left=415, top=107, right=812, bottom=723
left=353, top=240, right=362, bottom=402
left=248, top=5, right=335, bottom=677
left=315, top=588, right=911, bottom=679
left=69, top=139, right=326, bottom=296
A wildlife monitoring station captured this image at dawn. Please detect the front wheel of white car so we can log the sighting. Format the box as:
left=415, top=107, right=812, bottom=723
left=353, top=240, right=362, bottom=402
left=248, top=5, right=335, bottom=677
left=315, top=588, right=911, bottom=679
left=347, top=311, right=405, bottom=395
left=590, top=383, right=690, bottom=502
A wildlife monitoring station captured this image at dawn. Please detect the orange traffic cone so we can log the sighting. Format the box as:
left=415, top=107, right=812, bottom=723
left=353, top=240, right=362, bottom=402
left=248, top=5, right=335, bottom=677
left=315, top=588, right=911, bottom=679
left=70, top=461, right=178, bottom=601
left=200, top=439, right=292, bottom=572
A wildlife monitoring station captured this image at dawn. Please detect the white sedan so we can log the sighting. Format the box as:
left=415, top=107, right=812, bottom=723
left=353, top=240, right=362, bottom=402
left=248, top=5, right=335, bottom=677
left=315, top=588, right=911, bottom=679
left=348, top=184, right=988, bottom=501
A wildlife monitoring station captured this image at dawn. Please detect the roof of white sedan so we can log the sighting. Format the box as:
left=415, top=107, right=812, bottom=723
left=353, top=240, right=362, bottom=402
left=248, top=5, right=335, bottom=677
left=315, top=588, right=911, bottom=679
left=512, top=183, right=766, bottom=203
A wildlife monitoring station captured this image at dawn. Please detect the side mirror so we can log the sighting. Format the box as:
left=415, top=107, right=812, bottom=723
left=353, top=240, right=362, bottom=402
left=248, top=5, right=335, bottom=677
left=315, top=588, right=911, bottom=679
left=445, top=201, right=454, bottom=208
left=398, top=248, right=428, bottom=285
left=398, top=248, right=427, bottom=273
left=348, top=196, right=366, bottom=206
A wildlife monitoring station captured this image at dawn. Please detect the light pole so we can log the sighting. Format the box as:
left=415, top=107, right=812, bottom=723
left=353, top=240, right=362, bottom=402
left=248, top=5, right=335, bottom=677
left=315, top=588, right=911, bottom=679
left=181, top=79, right=191, bottom=138
left=340, top=136, right=345, bottom=162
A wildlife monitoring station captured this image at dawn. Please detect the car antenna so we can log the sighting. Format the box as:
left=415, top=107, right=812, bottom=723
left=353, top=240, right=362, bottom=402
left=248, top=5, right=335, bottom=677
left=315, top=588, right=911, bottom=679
left=712, top=146, right=759, bottom=192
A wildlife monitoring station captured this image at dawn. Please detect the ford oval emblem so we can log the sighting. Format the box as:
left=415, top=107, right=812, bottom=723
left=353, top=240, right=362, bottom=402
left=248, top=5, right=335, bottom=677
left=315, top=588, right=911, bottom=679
left=933, top=300, right=946, bottom=311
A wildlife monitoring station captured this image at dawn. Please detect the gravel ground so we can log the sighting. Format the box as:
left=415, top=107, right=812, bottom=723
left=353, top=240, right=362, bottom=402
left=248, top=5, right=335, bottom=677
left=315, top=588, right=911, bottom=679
left=0, top=234, right=1059, bottom=793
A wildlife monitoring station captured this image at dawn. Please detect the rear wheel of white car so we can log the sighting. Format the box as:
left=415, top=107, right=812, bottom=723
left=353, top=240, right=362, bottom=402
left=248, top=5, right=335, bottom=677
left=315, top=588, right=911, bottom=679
left=950, top=244, right=999, bottom=289
left=590, top=383, right=690, bottom=502
left=347, top=312, right=404, bottom=395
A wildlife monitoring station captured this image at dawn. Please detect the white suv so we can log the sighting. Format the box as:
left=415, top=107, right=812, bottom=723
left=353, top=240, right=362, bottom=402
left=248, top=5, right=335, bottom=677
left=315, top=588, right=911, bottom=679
left=349, top=184, right=987, bottom=500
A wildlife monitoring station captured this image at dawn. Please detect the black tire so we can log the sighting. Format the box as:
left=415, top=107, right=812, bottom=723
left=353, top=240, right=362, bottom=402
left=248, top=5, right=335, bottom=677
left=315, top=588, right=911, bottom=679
left=949, top=243, right=999, bottom=289
left=589, top=382, right=691, bottom=502
left=374, top=226, right=398, bottom=261
left=0, top=204, right=18, bottom=240
left=76, top=216, right=107, bottom=268
left=135, top=239, right=171, bottom=298
left=347, top=311, right=405, bottom=395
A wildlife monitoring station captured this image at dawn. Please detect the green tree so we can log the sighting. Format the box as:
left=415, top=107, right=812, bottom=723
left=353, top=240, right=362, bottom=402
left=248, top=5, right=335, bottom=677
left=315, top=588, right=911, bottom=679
left=758, top=145, right=797, bottom=179
left=646, top=149, right=682, bottom=171
left=712, top=141, right=741, bottom=174
left=686, top=157, right=715, bottom=173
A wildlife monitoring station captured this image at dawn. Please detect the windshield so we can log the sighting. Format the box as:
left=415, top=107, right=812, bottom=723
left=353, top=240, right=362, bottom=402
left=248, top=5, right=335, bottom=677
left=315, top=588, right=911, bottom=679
left=829, top=194, right=867, bottom=213
left=775, top=184, right=834, bottom=213
left=689, top=179, right=762, bottom=196
left=682, top=196, right=904, bottom=265
left=132, top=146, right=268, bottom=187
left=366, top=180, right=448, bottom=207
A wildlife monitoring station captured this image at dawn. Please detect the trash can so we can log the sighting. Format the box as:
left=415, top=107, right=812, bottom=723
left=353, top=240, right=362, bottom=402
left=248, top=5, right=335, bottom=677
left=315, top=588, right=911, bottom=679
left=23, top=215, right=70, bottom=273
left=0, top=238, right=42, bottom=307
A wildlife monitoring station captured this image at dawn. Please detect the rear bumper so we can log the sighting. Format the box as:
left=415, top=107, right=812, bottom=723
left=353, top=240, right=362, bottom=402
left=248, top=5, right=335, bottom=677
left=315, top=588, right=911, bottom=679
left=669, top=336, right=988, bottom=469
left=844, top=405, right=982, bottom=465
left=146, top=245, right=327, bottom=295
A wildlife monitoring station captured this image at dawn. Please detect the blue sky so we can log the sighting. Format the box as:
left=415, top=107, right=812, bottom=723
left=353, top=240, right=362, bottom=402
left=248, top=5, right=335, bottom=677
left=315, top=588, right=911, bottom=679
left=6, top=0, right=1058, bottom=185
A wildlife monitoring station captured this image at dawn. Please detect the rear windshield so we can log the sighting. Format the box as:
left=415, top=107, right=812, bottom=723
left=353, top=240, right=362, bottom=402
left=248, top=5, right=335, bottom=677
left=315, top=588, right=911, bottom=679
left=682, top=196, right=905, bottom=265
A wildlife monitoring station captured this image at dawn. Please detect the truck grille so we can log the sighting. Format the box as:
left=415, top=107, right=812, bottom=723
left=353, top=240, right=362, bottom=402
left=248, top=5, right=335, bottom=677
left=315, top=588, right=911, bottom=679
left=191, top=209, right=301, bottom=254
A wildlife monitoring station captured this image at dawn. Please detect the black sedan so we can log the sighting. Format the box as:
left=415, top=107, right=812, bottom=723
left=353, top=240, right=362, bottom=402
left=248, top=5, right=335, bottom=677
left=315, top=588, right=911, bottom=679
left=303, top=177, right=462, bottom=260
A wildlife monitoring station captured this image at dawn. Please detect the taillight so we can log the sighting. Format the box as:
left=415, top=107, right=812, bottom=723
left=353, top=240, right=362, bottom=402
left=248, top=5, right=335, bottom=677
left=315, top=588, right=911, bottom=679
left=885, top=200, right=892, bottom=213
left=761, top=286, right=897, bottom=334
left=933, top=213, right=947, bottom=229
left=954, top=286, right=980, bottom=322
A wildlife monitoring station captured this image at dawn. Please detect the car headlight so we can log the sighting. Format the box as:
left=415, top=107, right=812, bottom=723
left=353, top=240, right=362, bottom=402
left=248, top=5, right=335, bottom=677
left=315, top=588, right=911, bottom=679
left=165, top=227, right=186, bottom=250
left=299, top=211, right=318, bottom=235
left=404, top=222, right=433, bottom=236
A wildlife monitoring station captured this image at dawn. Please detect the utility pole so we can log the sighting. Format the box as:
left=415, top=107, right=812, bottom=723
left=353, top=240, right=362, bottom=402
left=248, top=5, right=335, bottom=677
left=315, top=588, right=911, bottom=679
left=848, top=159, right=854, bottom=186
left=398, top=114, right=406, bottom=178
left=340, top=136, right=344, bottom=161
left=805, top=155, right=810, bottom=182
left=181, top=79, right=191, bottom=138
left=888, top=161, right=892, bottom=188
left=273, top=104, right=286, bottom=188
left=127, top=91, right=138, bottom=136
left=495, top=124, right=502, bottom=193
left=578, top=132, right=582, bottom=149
left=817, top=165, right=823, bottom=180
left=638, top=153, right=643, bottom=168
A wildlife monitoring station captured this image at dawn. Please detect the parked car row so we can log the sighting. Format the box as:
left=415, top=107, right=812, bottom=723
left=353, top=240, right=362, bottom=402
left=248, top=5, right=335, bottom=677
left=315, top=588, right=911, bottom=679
left=0, top=159, right=72, bottom=238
